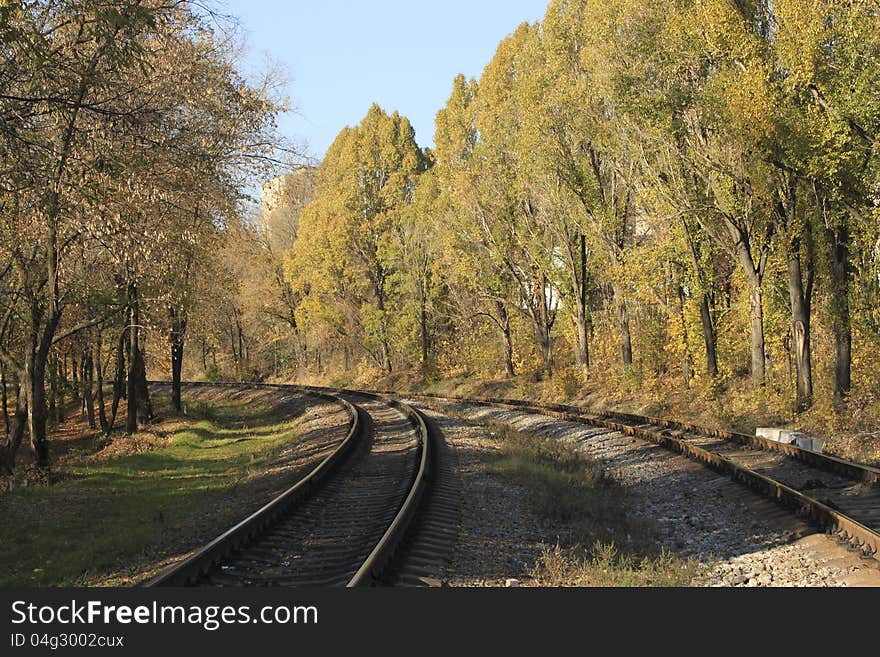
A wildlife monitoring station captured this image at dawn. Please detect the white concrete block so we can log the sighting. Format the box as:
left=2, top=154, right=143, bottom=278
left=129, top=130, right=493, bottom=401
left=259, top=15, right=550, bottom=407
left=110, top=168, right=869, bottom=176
left=756, top=427, right=822, bottom=452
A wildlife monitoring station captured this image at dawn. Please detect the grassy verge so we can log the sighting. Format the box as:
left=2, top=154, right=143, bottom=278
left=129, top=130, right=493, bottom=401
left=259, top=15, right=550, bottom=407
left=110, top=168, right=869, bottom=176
left=484, top=422, right=700, bottom=587
left=0, top=394, right=302, bottom=586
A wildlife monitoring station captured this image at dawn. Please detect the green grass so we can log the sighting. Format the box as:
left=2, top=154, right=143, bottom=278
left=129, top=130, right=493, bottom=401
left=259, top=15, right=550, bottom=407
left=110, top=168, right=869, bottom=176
left=0, top=398, right=301, bottom=587
left=484, top=422, right=700, bottom=587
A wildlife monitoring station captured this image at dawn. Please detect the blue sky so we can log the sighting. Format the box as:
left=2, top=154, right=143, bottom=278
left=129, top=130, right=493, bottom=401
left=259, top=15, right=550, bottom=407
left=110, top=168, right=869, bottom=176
left=221, top=1, right=549, bottom=162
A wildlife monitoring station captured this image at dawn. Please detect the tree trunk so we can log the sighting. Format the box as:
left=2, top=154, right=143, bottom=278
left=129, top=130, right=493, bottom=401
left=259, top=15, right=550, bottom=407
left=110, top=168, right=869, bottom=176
left=168, top=306, right=187, bottom=413
left=95, top=332, right=108, bottom=433
left=681, top=218, right=718, bottom=378
left=125, top=293, right=152, bottom=431
left=48, top=358, right=58, bottom=424
left=228, top=322, right=239, bottom=368
left=827, top=224, right=851, bottom=406
left=26, top=351, right=50, bottom=467
left=779, top=175, right=814, bottom=412
left=527, top=276, right=554, bottom=378
left=171, top=341, right=184, bottom=413
left=237, top=315, right=245, bottom=376
left=677, top=284, right=693, bottom=388
left=126, top=291, right=139, bottom=434
left=380, top=341, right=392, bottom=374
left=734, top=241, right=767, bottom=388
left=420, top=293, right=429, bottom=368
left=70, top=355, right=80, bottom=407
left=535, top=324, right=552, bottom=378
left=134, top=334, right=152, bottom=422
left=612, top=282, right=634, bottom=367
left=573, top=234, right=591, bottom=372
left=0, top=382, right=27, bottom=475
left=495, top=301, right=515, bottom=378
left=787, top=247, right=814, bottom=412
left=698, top=294, right=718, bottom=378
left=747, top=283, right=766, bottom=386
left=82, top=347, right=96, bottom=430
left=375, top=293, right=392, bottom=374
left=1, top=360, right=9, bottom=441
left=108, top=325, right=127, bottom=434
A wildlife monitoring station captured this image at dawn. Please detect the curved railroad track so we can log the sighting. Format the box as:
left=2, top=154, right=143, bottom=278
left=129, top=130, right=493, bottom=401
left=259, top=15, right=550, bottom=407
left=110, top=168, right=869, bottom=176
left=145, top=383, right=431, bottom=588
left=143, top=382, right=878, bottom=586
left=379, top=390, right=880, bottom=564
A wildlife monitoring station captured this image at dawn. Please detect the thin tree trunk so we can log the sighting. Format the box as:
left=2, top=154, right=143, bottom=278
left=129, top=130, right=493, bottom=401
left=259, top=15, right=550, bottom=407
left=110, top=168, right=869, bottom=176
left=95, top=331, right=108, bottom=433
left=677, top=284, right=694, bottom=388
left=126, top=288, right=139, bottom=434
left=612, top=282, right=634, bottom=367
left=699, top=294, right=718, bottom=378
left=780, top=175, right=814, bottom=412
left=747, top=283, right=766, bottom=386
left=134, top=332, right=152, bottom=422
left=734, top=241, right=767, bottom=387
left=375, top=293, right=392, bottom=374
left=495, top=301, right=515, bottom=378
left=1, top=361, right=8, bottom=441
left=787, top=248, right=814, bottom=412
left=528, top=277, right=554, bottom=378
left=126, top=287, right=151, bottom=433
left=168, top=306, right=187, bottom=413
left=26, top=350, right=50, bottom=467
left=0, top=382, right=27, bottom=475
left=171, top=340, right=184, bottom=412
left=108, top=325, right=127, bottom=434
left=82, top=346, right=96, bottom=429
left=827, top=224, right=851, bottom=406
left=48, top=358, right=58, bottom=424
left=234, top=311, right=245, bottom=378
left=681, top=218, right=718, bottom=378
left=420, top=292, right=429, bottom=368
left=573, top=234, right=591, bottom=372
left=529, top=300, right=553, bottom=378
left=228, top=323, right=238, bottom=368
left=70, top=354, right=80, bottom=406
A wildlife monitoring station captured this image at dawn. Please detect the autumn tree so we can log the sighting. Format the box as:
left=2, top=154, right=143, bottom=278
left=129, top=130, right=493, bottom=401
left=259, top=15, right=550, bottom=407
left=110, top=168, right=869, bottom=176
left=0, top=0, right=285, bottom=469
left=288, top=105, right=426, bottom=374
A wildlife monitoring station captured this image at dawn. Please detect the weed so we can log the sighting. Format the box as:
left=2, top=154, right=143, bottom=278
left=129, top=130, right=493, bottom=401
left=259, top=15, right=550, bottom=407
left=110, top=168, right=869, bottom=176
left=485, top=422, right=698, bottom=587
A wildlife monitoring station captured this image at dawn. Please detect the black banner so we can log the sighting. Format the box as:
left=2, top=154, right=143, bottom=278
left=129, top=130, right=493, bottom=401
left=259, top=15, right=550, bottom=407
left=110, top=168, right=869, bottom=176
left=0, top=586, right=872, bottom=654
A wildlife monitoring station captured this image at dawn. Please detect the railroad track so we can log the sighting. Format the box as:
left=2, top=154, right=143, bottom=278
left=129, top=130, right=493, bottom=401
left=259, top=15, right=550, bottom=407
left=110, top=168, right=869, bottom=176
left=144, top=381, right=878, bottom=586
left=379, top=391, right=880, bottom=564
left=145, top=383, right=431, bottom=587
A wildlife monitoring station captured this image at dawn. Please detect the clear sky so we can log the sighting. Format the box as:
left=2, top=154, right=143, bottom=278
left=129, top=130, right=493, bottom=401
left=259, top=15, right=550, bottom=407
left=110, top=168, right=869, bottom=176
left=221, top=1, right=550, bottom=162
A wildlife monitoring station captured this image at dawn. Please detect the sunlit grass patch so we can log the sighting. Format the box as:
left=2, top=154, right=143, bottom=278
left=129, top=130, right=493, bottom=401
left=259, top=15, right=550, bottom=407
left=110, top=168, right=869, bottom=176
left=531, top=543, right=699, bottom=588
left=0, top=397, right=301, bottom=587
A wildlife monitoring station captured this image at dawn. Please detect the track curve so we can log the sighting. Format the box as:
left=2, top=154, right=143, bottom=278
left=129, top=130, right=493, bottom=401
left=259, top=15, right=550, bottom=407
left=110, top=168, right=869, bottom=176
left=378, top=390, right=880, bottom=563
left=145, top=384, right=431, bottom=588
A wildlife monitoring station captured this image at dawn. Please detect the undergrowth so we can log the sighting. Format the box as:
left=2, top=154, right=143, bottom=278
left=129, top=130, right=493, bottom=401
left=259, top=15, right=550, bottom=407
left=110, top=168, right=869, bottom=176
left=483, top=421, right=700, bottom=587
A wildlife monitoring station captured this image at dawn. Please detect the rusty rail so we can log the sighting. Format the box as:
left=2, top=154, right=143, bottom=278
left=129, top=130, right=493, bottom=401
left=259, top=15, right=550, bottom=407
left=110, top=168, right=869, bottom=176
left=378, top=390, right=880, bottom=560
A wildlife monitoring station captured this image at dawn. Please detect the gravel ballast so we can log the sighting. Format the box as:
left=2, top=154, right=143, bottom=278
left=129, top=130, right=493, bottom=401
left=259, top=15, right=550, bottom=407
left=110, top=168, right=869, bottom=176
left=419, top=400, right=880, bottom=587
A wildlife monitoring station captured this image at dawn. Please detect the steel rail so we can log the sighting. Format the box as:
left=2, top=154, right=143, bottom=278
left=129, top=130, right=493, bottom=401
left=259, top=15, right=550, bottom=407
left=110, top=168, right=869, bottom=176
left=346, top=395, right=431, bottom=587
left=377, top=390, right=880, bottom=560
left=143, top=382, right=431, bottom=587
left=277, top=384, right=434, bottom=585
left=145, top=384, right=361, bottom=587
